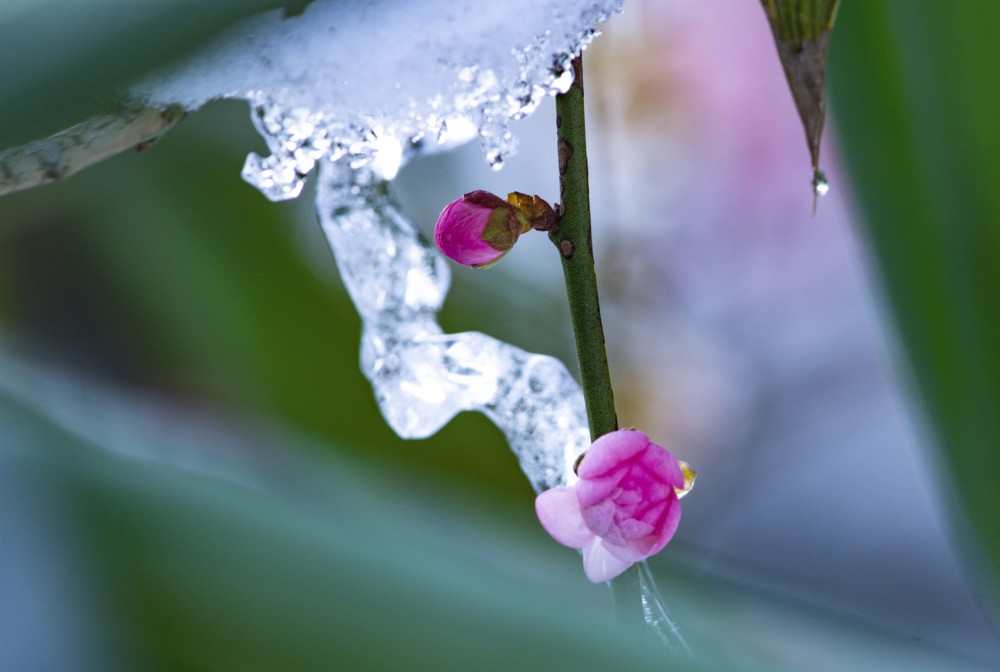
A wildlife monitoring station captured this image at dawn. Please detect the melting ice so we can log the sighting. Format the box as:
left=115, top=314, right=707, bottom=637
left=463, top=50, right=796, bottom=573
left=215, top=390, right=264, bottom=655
left=132, top=0, right=624, bottom=490
left=134, top=0, right=617, bottom=196
left=131, top=0, right=684, bottom=644
left=318, top=162, right=589, bottom=491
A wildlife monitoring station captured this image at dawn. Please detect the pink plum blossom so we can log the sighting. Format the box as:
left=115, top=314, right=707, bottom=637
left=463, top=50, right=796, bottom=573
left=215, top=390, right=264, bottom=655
left=535, top=429, right=693, bottom=583
left=434, top=191, right=526, bottom=268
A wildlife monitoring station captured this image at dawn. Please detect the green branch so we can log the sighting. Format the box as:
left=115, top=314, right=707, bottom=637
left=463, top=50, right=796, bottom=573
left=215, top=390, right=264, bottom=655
left=551, top=55, right=618, bottom=442
left=552, top=54, right=645, bottom=630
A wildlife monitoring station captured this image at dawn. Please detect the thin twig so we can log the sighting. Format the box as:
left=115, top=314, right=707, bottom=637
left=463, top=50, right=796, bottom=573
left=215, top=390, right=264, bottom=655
left=0, top=104, right=185, bottom=197
left=552, top=55, right=645, bottom=630
left=551, top=55, right=618, bottom=442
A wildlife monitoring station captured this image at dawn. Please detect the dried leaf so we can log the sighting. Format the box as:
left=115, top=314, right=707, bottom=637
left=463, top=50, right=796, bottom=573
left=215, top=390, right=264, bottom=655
left=760, top=0, right=840, bottom=187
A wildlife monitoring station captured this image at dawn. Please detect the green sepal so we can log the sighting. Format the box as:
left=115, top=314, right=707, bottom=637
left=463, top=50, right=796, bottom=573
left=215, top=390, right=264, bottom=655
left=480, top=205, right=519, bottom=252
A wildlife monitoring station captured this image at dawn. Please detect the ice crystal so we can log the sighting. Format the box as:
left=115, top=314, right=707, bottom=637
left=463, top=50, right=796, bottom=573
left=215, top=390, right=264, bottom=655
left=134, top=0, right=621, bottom=194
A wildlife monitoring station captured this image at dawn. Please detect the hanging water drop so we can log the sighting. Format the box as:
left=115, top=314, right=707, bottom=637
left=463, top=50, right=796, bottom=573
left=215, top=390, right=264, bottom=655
left=813, top=167, right=829, bottom=197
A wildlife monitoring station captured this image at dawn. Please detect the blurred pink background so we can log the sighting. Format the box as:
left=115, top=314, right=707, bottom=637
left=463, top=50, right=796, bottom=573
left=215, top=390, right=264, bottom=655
left=395, top=0, right=996, bottom=655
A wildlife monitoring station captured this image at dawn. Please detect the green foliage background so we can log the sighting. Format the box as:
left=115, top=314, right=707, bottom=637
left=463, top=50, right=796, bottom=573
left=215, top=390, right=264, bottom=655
left=829, top=0, right=1000, bottom=593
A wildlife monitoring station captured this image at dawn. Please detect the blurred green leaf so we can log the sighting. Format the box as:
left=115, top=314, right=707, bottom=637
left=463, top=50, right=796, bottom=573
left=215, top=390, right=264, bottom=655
left=0, top=382, right=694, bottom=672
left=2, top=373, right=990, bottom=670
left=828, top=1, right=1000, bottom=592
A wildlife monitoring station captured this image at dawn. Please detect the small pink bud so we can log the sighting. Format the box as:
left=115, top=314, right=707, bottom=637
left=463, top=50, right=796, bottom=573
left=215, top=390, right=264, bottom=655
left=434, top=191, right=526, bottom=268
left=535, top=429, right=695, bottom=583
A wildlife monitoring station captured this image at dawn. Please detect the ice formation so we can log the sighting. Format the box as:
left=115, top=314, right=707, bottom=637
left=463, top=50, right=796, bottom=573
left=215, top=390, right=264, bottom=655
left=134, top=0, right=615, bottom=196
left=132, top=0, right=683, bottom=643
left=316, top=161, right=589, bottom=490
left=132, top=0, right=627, bottom=490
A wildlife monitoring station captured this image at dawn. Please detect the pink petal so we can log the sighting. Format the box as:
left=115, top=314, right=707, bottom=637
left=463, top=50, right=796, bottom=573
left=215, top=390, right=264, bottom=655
left=646, top=497, right=683, bottom=557
left=600, top=537, right=650, bottom=564
left=639, top=443, right=685, bottom=489
left=582, top=537, right=633, bottom=583
left=618, top=516, right=655, bottom=540
left=602, top=499, right=682, bottom=564
left=434, top=198, right=507, bottom=267
left=462, top=190, right=509, bottom=209
left=581, top=500, right=619, bottom=540
left=535, top=487, right=594, bottom=549
left=575, top=464, right=628, bottom=507
left=634, top=498, right=668, bottom=529
left=577, top=429, right=649, bottom=479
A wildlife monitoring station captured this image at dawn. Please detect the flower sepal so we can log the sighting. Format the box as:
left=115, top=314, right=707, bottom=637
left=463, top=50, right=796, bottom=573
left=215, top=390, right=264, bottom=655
left=506, top=191, right=557, bottom=232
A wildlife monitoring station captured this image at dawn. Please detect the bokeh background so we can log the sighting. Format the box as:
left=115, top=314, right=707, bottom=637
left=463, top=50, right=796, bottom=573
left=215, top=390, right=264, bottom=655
left=2, top=1, right=999, bottom=670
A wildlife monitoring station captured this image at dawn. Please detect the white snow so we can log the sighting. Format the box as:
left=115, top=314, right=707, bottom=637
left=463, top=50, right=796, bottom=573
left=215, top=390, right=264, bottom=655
left=133, top=0, right=622, bottom=194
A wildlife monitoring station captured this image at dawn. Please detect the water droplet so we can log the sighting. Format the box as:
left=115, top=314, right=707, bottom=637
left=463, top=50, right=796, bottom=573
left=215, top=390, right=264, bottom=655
left=813, top=168, right=829, bottom=197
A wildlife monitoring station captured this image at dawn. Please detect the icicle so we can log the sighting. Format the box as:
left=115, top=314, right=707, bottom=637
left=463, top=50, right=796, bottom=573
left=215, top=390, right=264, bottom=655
left=315, top=159, right=589, bottom=491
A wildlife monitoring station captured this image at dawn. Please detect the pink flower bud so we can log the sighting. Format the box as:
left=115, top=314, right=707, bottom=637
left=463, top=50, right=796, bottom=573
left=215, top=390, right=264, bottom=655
left=434, top=191, right=527, bottom=268
left=535, top=429, right=695, bottom=583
